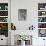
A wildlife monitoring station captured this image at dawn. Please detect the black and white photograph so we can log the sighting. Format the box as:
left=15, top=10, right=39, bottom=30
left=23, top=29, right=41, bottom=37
left=18, top=9, right=27, bottom=21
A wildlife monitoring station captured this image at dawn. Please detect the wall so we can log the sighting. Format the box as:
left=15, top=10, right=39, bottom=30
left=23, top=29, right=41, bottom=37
left=11, top=0, right=46, bottom=46
left=11, top=0, right=38, bottom=30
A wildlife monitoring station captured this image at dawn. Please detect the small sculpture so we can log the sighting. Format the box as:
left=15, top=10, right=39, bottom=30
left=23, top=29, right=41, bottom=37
left=29, top=25, right=35, bottom=30
left=11, top=23, right=16, bottom=30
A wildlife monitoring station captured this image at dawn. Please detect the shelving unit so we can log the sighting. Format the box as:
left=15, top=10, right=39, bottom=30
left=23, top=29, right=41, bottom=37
left=38, top=15, right=46, bottom=17
left=38, top=28, right=46, bottom=29
left=38, top=3, right=46, bottom=37
left=38, top=10, right=46, bottom=11
left=0, top=3, right=8, bottom=37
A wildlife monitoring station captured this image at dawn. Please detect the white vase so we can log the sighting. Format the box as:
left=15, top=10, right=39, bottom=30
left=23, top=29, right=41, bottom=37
left=21, top=40, right=25, bottom=46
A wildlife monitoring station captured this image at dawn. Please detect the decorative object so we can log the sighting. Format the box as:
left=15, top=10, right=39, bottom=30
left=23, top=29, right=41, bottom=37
left=15, top=35, right=32, bottom=46
left=5, top=6, right=8, bottom=10
left=0, top=23, right=8, bottom=30
left=19, top=35, right=32, bottom=45
left=38, top=11, right=46, bottom=16
left=38, top=23, right=46, bottom=28
left=18, top=9, right=27, bottom=21
left=0, top=23, right=8, bottom=37
left=21, top=40, right=25, bottom=46
left=11, top=23, right=16, bottom=30
left=0, top=17, right=8, bottom=22
left=38, top=3, right=46, bottom=10
left=0, top=3, right=8, bottom=10
left=38, top=17, right=46, bottom=22
left=29, top=25, right=35, bottom=30
left=39, top=29, right=46, bottom=37
left=0, top=6, right=1, bottom=10
left=0, top=11, right=8, bottom=16
left=42, top=12, right=45, bottom=15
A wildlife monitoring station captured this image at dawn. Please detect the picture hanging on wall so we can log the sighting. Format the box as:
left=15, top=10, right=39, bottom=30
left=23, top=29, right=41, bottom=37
left=18, top=9, right=27, bottom=21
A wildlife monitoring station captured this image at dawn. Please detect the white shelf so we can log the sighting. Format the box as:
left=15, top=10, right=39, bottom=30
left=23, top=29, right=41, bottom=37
left=38, top=22, right=46, bottom=23
left=38, top=10, right=46, bottom=11
left=38, top=16, right=46, bottom=17
left=0, top=22, right=8, bottom=23
left=0, top=10, right=8, bottom=11
left=38, top=28, right=46, bottom=29
left=0, top=16, right=8, bottom=17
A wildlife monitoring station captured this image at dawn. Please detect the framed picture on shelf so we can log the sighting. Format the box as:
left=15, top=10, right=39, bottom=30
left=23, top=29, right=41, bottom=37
left=38, top=17, right=46, bottom=22
left=0, top=17, right=8, bottom=22
left=38, top=11, right=46, bottom=16
left=0, top=3, right=8, bottom=10
left=38, top=3, right=46, bottom=10
left=38, top=29, right=46, bottom=37
left=0, top=11, right=8, bottom=16
left=38, top=23, right=46, bottom=28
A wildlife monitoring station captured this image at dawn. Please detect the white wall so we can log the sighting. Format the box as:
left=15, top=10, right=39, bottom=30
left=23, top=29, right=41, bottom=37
left=11, top=0, right=46, bottom=29
left=11, top=0, right=46, bottom=46
left=11, top=0, right=38, bottom=30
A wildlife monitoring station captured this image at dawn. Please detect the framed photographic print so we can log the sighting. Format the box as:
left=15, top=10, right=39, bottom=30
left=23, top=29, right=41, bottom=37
left=18, top=9, right=27, bottom=21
